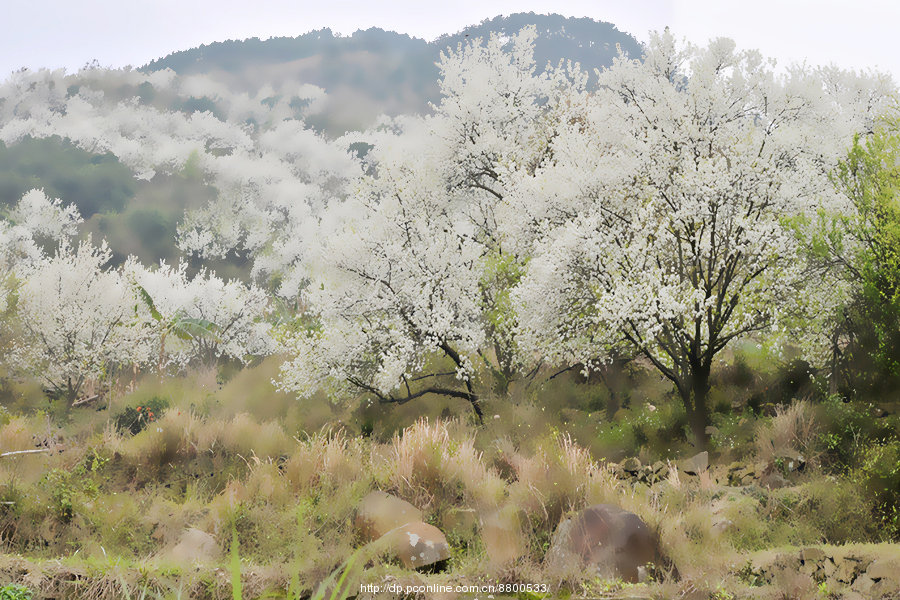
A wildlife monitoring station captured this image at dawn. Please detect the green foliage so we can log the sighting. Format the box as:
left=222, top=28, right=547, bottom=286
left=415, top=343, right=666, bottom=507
left=593, top=402, right=688, bottom=460
left=40, top=469, right=75, bottom=523
left=478, top=250, right=526, bottom=391
left=0, top=136, right=135, bottom=217
left=831, top=128, right=900, bottom=386
left=817, top=395, right=900, bottom=539
left=230, top=525, right=242, bottom=600
left=855, top=440, right=900, bottom=537
left=114, top=396, right=170, bottom=435
left=0, top=585, right=32, bottom=600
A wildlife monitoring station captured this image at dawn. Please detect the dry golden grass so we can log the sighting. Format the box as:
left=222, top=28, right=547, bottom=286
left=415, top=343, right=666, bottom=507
left=0, top=366, right=895, bottom=599
left=755, top=400, right=821, bottom=468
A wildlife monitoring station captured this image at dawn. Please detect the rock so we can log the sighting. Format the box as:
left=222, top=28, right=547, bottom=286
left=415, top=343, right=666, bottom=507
left=866, top=558, right=895, bottom=581
left=385, top=521, right=450, bottom=570
left=834, top=557, right=863, bottom=584
left=620, top=457, right=642, bottom=474
left=355, top=491, right=422, bottom=542
left=480, top=505, right=524, bottom=565
left=544, top=504, right=661, bottom=583
left=800, top=547, right=826, bottom=563
left=872, top=579, right=899, bottom=597
left=760, top=472, right=789, bottom=489
left=820, top=556, right=836, bottom=578
left=680, top=451, right=708, bottom=476
left=169, top=527, right=219, bottom=563
left=704, top=426, right=719, bottom=436
left=851, top=574, right=876, bottom=594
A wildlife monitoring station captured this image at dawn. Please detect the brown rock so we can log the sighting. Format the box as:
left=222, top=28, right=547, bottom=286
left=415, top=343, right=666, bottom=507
left=480, top=504, right=525, bottom=565
left=866, top=558, right=896, bottom=581
left=760, top=472, right=789, bottom=489
left=620, top=457, right=642, bottom=474
left=169, top=527, right=219, bottom=563
left=681, top=451, right=708, bottom=476
left=355, top=491, right=422, bottom=542
left=872, top=579, right=899, bottom=597
left=800, top=547, right=826, bottom=563
left=544, top=504, right=661, bottom=583
left=851, top=574, right=876, bottom=594
left=385, top=521, right=450, bottom=570
left=834, top=557, right=862, bottom=584
left=820, top=556, right=836, bottom=578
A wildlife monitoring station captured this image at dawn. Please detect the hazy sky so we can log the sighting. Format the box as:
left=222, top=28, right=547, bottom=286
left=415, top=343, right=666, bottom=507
left=2, top=0, right=898, bottom=80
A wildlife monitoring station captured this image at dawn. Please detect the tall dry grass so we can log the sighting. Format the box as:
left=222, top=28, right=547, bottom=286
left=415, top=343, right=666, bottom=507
left=755, top=400, right=821, bottom=468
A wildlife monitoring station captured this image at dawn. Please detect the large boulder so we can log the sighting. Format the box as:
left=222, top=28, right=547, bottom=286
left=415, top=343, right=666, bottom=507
left=680, top=451, right=708, bottom=476
left=545, top=504, right=661, bottom=583
left=355, top=491, right=422, bottom=541
left=385, top=521, right=451, bottom=569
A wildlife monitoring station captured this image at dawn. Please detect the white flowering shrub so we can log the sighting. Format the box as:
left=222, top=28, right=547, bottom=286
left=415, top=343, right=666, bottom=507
left=12, top=240, right=154, bottom=404
left=126, top=260, right=273, bottom=370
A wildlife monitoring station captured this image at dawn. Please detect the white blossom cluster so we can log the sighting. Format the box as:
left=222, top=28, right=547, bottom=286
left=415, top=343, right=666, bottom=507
left=125, top=260, right=273, bottom=368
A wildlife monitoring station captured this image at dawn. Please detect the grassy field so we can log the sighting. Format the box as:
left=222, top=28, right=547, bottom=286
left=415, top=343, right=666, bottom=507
left=0, top=355, right=898, bottom=600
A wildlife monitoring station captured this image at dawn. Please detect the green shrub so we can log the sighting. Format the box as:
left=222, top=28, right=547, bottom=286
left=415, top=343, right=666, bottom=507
left=40, top=469, right=75, bottom=524
left=855, top=440, right=900, bottom=539
left=0, top=584, right=33, bottom=600
left=114, top=396, right=170, bottom=435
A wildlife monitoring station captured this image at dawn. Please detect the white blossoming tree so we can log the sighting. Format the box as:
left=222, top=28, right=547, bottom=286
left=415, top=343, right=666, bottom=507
left=277, top=28, right=571, bottom=418
left=513, top=32, right=892, bottom=446
left=12, top=240, right=154, bottom=406
left=278, top=127, right=490, bottom=420
left=0, top=189, right=82, bottom=315
left=126, top=260, right=273, bottom=370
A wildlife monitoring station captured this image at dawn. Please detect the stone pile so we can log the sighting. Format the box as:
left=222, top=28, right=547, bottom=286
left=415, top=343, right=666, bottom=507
left=609, top=457, right=671, bottom=485
left=608, top=451, right=713, bottom=485
left=740, top=548, right=899, bottom=598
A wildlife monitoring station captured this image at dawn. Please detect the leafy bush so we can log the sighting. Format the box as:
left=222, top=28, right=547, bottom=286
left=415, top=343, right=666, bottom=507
left=114, top=396, right=170, bottom=435
left=0, top=585, right=33, bottom=600
left=854, top=440, right=900, bottom=539
left=815, top=396, right=900, bottom=540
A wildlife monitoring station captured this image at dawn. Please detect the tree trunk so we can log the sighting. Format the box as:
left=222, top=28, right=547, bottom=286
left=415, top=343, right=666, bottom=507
left=685, top=362, right=711, bottom=450
left=441, top=342, right=484, bottom=425
left=66, top=378, right=77, bottom=411
left=468, top=391, right=485, bottom=425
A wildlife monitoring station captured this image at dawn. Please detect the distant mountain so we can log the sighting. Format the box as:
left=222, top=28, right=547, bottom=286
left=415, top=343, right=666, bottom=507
left=143, top=13, right=643, bottom=133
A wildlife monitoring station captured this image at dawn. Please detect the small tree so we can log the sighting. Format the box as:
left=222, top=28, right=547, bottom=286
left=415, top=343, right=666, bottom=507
left=126, top=260, right=272, bottom=370
left=12, top=240, right=152, bottom=406
left=807, top=126, right=900, bottom=391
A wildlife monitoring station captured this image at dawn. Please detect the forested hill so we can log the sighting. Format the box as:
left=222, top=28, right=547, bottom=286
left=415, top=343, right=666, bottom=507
left=142, top=13, right=642, bottom=132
